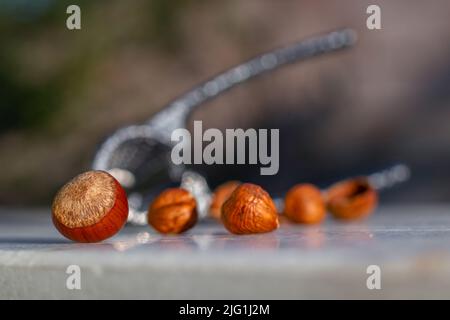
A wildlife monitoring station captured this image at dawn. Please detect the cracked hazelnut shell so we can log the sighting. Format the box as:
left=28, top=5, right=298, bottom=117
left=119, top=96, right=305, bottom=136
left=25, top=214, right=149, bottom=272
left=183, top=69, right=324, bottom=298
left=326, top=177, right=378, bottom=220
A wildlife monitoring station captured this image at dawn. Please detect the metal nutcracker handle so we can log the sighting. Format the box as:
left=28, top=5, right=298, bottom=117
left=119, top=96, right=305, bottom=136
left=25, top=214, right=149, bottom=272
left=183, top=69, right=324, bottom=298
left=91, top=29, right=358, bottom=224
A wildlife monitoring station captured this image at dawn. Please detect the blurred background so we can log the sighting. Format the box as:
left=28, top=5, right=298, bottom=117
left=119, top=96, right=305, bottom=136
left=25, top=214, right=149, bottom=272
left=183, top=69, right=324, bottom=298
left=1, top=0, right=450, bottom=207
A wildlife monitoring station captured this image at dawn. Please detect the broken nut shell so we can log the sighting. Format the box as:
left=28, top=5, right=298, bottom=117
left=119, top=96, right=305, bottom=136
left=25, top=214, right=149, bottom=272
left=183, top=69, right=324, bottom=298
left=326, top=177, right=378, bottom=220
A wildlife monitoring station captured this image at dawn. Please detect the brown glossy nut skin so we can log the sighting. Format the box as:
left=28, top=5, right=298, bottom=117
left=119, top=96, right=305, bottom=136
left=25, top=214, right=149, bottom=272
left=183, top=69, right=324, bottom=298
left=52, top=171, right=129, bottom=243
left=209, top=181, right=241, bottom=219
left=148, top=188, right=198, bottom=234
left=221, top=183, right=279, bottom=235
left=326, top=177, right=378, bottom=220
left=284, top=184, right=326, bottom=224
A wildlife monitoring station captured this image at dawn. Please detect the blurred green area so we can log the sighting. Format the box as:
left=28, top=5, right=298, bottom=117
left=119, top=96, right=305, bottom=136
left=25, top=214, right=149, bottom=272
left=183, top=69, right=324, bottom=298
left=0, top=0, right=201, bottom=204
left=0, top=0, right=192, bottom=133
left=0, top=0, right=66, bottom=132
left=1, top=0, right=450, bottom=206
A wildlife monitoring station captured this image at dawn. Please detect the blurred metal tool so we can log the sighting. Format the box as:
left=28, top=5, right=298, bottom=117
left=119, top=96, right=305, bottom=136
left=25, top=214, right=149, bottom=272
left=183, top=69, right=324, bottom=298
left=272, top=164, right=411, bottom=213
left=91, top=29, right=357, bottom=225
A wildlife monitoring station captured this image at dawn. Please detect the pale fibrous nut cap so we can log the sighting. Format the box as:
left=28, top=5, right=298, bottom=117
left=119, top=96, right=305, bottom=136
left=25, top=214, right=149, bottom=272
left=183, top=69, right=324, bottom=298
left=51, top=170, right=129, bottom=243
left=52, top=171, right=116, bottom=228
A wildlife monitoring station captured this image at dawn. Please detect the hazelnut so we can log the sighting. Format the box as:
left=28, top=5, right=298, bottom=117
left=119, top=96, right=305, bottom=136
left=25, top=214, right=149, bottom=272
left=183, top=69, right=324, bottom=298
left=221, top=183, right=279, bottom=234
left=326, top=177, right=378, bottom=220
left=209, top=181, right=241, bottom=219
left=148, top=188, right=198, bottom=234
left=52, top=171, right=129, bottom=243
left=284, top=183, right=326, bottom=224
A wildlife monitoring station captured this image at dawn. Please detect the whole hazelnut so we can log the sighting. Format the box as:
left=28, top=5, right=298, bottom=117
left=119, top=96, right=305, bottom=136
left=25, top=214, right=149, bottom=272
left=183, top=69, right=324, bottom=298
left=209, top=181, right=241, bottom=219
left=52, top=171, right=129, bottom=243
left=326, top=177, right=378, bottom=220
left=148, top=188, right=197, bottom=234
left=284, top=183, right=326, bottom=224
left=221, top=183, right=279, bottom=234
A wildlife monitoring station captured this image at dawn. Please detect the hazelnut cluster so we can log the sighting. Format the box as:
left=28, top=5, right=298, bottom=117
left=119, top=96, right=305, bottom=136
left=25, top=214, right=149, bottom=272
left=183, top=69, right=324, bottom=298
left=211, top=177, right=378, bottom=234
left=52, top=171, right=200, bottom=242
left=52, top=170, right=377, bottom=243
left=283, top=178, right=377, bottom=224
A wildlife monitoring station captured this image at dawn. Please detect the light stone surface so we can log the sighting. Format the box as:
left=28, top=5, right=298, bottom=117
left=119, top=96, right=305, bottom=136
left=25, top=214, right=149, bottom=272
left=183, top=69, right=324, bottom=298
left=1, top=205, right=450, bottom=299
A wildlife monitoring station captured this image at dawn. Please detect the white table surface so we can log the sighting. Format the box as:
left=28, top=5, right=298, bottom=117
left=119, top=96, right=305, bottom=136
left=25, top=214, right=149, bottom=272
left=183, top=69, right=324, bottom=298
left=1, top=205, right=450, bottom=299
